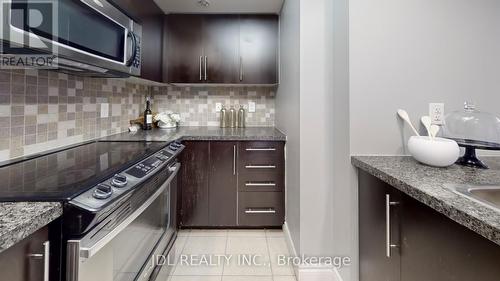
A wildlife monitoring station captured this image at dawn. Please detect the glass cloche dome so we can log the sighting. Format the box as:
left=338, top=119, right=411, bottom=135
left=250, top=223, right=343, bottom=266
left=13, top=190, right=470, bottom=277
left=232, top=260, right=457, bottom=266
left=441, top=102, right=500, bottom=169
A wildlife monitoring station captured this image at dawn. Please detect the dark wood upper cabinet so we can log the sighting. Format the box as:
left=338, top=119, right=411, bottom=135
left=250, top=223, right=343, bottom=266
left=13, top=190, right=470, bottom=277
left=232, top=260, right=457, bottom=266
left=239, top=15, right=279, bottom=84
left=203, top=15, right=240, bottom=84
left=164, top=14, right=279, bottom=85
left=165, top=15, right=204, bottom=84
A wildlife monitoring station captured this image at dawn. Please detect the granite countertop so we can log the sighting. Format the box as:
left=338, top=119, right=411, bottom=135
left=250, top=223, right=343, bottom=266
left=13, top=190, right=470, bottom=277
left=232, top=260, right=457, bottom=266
left=100, top=126, right=287, bottom=142
left=0, top=202, right=62, bottom=253
left=352, top=156, right=500, bottom=246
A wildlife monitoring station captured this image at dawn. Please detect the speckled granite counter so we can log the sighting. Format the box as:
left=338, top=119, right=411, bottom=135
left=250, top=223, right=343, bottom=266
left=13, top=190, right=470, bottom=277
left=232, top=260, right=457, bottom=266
left=0, top=202, right=62, bottom=253
left=100, top=126, right=287, bottom=142
left=352, top=156, right=500, bottom=246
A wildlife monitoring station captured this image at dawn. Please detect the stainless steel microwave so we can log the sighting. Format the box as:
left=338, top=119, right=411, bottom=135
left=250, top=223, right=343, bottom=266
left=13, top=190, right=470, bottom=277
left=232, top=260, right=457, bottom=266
left=0, top=0, right=142, bottom=77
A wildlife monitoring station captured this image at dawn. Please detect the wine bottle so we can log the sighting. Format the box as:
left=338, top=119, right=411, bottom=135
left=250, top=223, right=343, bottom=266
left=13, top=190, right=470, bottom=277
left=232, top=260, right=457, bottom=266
left=144, top=98, right=152, bottom=130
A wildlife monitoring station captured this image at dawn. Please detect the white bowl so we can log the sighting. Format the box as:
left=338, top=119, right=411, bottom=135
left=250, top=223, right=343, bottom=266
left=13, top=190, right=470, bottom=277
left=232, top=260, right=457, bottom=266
left=408, top=136, right=459, bottom=167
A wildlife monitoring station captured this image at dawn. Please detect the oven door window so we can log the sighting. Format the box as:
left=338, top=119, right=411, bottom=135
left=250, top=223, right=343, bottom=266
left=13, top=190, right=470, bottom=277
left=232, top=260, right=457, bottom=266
left=10, top=0, right=126, bottom=63
left=79, top=187, right=170, bottom=281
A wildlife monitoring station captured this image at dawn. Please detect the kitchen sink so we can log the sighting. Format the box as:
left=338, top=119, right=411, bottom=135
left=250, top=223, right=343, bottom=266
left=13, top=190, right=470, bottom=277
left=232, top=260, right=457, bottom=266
left=449, top=184, right=500, bottom=211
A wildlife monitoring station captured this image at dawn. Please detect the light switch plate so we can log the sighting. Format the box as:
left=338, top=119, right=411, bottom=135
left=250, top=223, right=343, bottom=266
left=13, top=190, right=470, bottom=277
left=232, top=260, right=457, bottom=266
left=429, top=103, right=444, bottom=125
left=100, top=103, right=109, bottom=118
left=248, top=101, right=256, bottom=113
left=215, top=103, right=222, bottom=112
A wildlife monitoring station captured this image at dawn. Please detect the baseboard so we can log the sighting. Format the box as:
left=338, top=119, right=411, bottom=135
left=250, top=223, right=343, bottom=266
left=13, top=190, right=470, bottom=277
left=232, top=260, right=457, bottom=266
left=282, top=222, right=343, bottom=281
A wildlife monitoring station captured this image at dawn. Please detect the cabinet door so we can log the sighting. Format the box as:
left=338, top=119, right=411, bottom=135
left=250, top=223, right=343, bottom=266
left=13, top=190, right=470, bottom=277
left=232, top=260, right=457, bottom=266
left=208, top=142, right=238, bottom=226
left=359, top=171, right=401, bottom=281
left=141, top=15, right=163, bottom=82
left=202, top=15, right=240, bottom=83
left=0, top=226, right=49, bottom=281
left=401, top=193, right=500, bottom=281
left=179, top=141, right=209, bottom=227
left=239, top=15, right=279, bottom=84
left=166, top=15, right=204, bottom=83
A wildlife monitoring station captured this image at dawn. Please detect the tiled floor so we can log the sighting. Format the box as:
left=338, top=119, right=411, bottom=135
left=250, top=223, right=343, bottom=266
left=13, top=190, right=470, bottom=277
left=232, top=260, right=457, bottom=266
left=157, top=229, right=297, bottom=281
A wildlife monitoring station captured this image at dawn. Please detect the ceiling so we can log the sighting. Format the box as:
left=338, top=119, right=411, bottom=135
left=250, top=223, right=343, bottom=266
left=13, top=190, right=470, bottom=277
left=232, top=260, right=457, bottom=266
left=153, top=0, right=284, bottom=14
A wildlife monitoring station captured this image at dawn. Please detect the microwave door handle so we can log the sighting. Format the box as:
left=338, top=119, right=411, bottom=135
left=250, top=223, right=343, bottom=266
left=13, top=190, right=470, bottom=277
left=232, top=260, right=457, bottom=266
left=70, top=163, right=180, bottom=260
left=125, top=31, right=137, bottom=67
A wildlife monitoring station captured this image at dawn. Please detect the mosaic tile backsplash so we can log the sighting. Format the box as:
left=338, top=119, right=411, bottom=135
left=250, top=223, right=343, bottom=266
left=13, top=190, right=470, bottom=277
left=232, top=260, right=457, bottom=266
left=153, top=86, right=276, bottom=127
left=0, top=70, right=276, bottom=161
left=0, top=69, right=148, bottom=161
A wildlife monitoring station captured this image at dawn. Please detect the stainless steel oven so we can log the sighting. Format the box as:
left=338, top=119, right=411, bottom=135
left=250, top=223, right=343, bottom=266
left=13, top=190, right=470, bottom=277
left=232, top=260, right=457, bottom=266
left=66, top=162, right=179, bottom=281
left=1, top=0, right=141, bottom=76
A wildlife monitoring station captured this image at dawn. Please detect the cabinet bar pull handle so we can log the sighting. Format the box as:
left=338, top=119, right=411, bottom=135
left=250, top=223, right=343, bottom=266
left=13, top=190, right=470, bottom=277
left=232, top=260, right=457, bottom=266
left=199, top=56, right=203, bottom=81
left=245, top=165, right=276, bottom=169
left=245, top=148, right=276, bottom=151
left=28, top=241, right=50, bottom=281
left=386, top=194, right=399, bottom=258
left=233, top=145, right=236, bottom=175
left=239, top=56, right=243, bottom=81
left=245, top=182, right=276, bottom=187
left=204, top=56, right=208, bottom=81
left=245, top=208, right=276, bottom=214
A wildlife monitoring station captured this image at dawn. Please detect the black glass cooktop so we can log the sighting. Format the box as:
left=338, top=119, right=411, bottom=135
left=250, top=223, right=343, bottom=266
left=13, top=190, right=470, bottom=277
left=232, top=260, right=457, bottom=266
left=0, top=141, right=168, bottom=202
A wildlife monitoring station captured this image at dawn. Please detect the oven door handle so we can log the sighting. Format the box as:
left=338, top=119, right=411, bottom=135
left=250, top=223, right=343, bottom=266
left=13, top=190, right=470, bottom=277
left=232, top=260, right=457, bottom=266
left=68, top=163, right=180, bottom=260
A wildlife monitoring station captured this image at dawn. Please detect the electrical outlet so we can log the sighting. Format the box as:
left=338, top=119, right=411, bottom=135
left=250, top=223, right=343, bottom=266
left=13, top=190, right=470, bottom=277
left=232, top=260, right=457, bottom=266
left=248, top=101, right=256, bottom=113
left=100, top=103, right=109, bottom=118
left=429, top=103, right=445, bottom=125
left=215, top=103, right=222, bottom=112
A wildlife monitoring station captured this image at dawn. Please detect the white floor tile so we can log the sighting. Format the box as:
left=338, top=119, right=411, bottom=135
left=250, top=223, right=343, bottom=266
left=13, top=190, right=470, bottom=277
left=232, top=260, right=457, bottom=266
left=182, top=236, right=227, bottom=255
left=226, top=237, right=268, bottom=254
left=265, top=229, right=284, bottom=238
left=273, top=276, right=297, bottom=281
left=191, top=229, right=228, bottom=237
left=221, top=276, right=273, bottom=281
left=228, top=229, right=266, bottom=238
left=267, top=238, right=294, bottom=276
left=169, top=275, right=222, bottom=281
left=178, top=229, right=191, bottom=237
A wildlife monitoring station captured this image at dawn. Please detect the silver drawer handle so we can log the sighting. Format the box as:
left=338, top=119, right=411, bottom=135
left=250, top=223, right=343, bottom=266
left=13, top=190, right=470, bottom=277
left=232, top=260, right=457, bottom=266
left=245, top=182, right=276, bottom=187
left=245, top=148, right=276, bottom=151
left=245, top=165, right=276, bottom=169
left=386, top=194, right=400, bottom=258
left=245, top=208, right=276, bottom=214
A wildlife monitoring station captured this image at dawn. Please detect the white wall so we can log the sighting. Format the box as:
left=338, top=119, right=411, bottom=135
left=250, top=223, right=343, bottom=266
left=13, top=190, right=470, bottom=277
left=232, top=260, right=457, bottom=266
left=299, top=0, right=335, bottom=257
left=276, top=0, right=301, bottom=253
left=350, top=0, right=500, bottom=155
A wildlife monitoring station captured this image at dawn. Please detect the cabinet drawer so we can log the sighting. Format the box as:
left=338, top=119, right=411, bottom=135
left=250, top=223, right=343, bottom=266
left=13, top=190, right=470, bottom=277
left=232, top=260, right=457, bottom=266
left=238, top=192, right=284, bottom=226
left=238, top=172, right=283, bottom=192
left=238, top=141, right=284, bottom=163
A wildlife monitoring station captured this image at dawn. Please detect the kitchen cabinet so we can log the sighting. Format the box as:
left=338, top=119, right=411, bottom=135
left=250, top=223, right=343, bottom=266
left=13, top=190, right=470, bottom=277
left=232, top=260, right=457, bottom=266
left=179, top=141, right=210, bottom=226
left=359, top=171, right=401, bottom=281
left=0, top=226, right=49, bottom=281
left=359, top=171, right=500, bottom=281
left=239, top=15, right=279, bottom=84
left=179, top=141, right=285, bottom=228
left=165, top=14, right=279, bottom=85
left=165, top=15, right=204, bottom=84
left=208, top=142, right=238, bottom=226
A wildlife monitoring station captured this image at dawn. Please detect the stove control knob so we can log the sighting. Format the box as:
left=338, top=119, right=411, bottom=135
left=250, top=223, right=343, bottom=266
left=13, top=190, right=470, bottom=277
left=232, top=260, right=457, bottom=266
left=111, top=174, right=127, bottom=188
left=169, top=144, right=178, bottom=151
left=93, top=184, right=113, bottom=199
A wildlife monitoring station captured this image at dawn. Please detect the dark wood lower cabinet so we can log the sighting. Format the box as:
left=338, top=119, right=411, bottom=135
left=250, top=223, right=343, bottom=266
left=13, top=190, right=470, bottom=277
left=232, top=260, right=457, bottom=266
left=208, top=142, right=237, bottom=226
left=359, top=170, right=500, bottom=281
left=0, top=226, right=49, bottom=281
left=179, top=141, right=285, bottom=228
left=179, top=141, right=210, bottom=227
